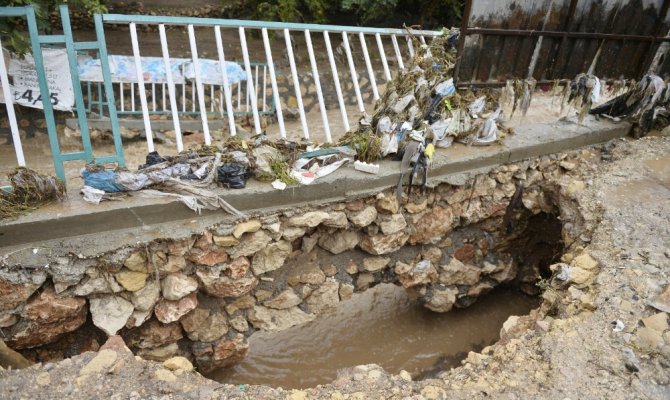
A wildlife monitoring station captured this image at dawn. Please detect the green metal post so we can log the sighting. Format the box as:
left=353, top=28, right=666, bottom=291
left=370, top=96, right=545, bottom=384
left=59, top=4, right=94, bottom=163
left=25, top=6, right=66, bottom=180
left=94, top=13, right=125, bottom=167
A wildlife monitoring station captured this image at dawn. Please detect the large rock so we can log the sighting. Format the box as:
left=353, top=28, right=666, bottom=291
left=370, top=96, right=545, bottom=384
left=73, top=273, right=123, bottom=296
left=264, top=289, right=302, bottom=309
left=187, top=248, right=228, bottom=267
left=359, top=232, right=409, bottom=255
left=439, top=258, right=481, bottom=286
left=193, top=335, right=249, bottom=373
left=288, top=211, right=330, bottom=228
left=396, top=260, right=438, bottom=288
left=408, top=206, right=454, bottom=245
left=323, top=212, right=349, bottom=228
left=379, top=214, right=407, bottom=235
left=124, top=252, right=148, bottom=273
left=130, top=279, right=160, bottom=312
left=425, top=285, right=459, bottom=312
left=305, top=280, right=340, bottom=314
left=5, top=287, right=87, bottom=349
left=180, top=308, right=228, bottom=342
left=161, top=273, right=198, bottom=301
left=248, top=306, right=315, bottom=331
left=115, top=270, right=148, bottom=292
left=362, top=257, right=391, bottom=272
left=349, top=206, right=378, bottom=227
left=0, top=270, right=47, bottom=312
left=282, top=227, right=306, bottom=241
left=233, top=220, right=261, bottom=239
left=196, top=267, right=258, bottom=298
left=154, top=292, right=198, bottom=323
left=376, top=194, right=399, bottom=214
left=90, top=295, right=134, bottom=336
left=252, top=240, right=292, bottom=275
left=318, top=230, right=359, bottom=254
left=124, top=319, right=183, bottom=349
left=233, top=230, right=273, bottom=257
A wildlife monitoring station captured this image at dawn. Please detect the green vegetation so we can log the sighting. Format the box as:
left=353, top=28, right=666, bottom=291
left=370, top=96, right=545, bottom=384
left=223, top=0, right=463, bottom=29
left=1, top=0, right=106, bottom=55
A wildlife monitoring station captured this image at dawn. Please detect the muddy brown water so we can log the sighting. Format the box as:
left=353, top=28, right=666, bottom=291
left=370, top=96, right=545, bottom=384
left=209, top=284, right=538, bottom=389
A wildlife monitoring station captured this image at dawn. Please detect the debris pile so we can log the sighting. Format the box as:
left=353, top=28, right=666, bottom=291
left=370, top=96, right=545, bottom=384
left=0, top=167, right=66, bottom=219
left=589, top=74, right=670, bottom=137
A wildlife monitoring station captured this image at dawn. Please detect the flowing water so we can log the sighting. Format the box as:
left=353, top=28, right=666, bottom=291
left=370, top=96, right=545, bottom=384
left=210, top=284, right=538, bottom=389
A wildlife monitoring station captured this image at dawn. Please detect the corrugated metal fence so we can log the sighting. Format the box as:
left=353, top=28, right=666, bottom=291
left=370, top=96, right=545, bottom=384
left=455, top=0, right=670, bottom=86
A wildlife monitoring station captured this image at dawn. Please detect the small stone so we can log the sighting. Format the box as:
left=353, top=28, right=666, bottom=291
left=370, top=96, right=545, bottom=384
left=355, top=273, right=375, bottom=290
left=130, top=280, right=160, bottom=312
left=163, top=356, right=194, bottom=372
left=264, top=289, right=302, bottom=309
left=379, top=214, right=407, bottom=235
left=323, top=212, right=349, bottom=228
left=247, top=306, right=315, bottom=331
left=362, top=257, right=390, bottom=272
left=399, top=370, right=412, bottom=381
left=187, top=248, right=228, bottom=267
left=233, top=220, right=262, bottom=239
left=425, top=286, right=458, bottom=312
left=359, top=232, right=409, bottom=255
left=288, top=211, right=330, bottom=228
left=213, top=235, right=239, bottom=247
left=138, top=343, right=179, bottom=362
left=305, top=280, right=339, bottom=314
left=36, top=372, right=51, bottom=386
left=345, top=260, right=359, bottom=274
left=404, top=199, right=427, bottom=214
left=650, top=285, right=670, bottom=313
left=559, top=161, right=576, bottom=170
left=282, top=227, right=306, bottom=241
left=115, top=271, right=149, bottom=292
left=321, top=264, right=338, bottom=277
left=339, top=284, right=354, bottom=301
left=79, top=350, right=118, bottom=376
left=635, top=327, right=664, bottom=352
left=421, top=385, right=445, bottom=400
left=230, top=315, right=249, bottom=332
left=233, top=231, right=273, bottom=257
left=161, top=273, right=198, bottom=301
left=154, top=368, right=177, bottom=382
left=573, top=253, right=598, bottom=270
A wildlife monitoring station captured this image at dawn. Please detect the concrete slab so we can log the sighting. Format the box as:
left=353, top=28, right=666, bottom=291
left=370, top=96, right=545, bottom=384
left=0, top=117, right=630, bottom=256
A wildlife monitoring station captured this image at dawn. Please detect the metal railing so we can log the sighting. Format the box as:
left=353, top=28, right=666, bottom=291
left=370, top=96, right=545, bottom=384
left=1, top=5, right=441, bottom=184
left=97, top=14, right=442, bottom=147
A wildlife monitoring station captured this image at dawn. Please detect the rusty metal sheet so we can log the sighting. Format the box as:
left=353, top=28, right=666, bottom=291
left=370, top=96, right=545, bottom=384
left=456, top=0, right=670, bottom=86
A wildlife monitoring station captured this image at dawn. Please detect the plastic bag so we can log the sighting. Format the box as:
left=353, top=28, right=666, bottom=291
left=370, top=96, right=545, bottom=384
left=434, top=79, right=455, bottom=97
left=217, top=163, right=251, bottom=189
left=81, top=169, right=125, bottom=193
left=142, top=151, right=167, bottom=169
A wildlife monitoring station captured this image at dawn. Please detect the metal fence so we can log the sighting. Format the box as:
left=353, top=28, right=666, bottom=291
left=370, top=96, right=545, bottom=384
left=455, top=0, right=670, bottom=87
left=1, top=5, right=440, bottom=183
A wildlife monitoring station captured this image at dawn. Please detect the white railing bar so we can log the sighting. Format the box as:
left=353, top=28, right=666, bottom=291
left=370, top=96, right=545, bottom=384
left=237, top=81, right=242, bottom=111
left=119, top=82, right=125, bottom=112
left=181, top=83, right=186, bottom=112
left=254, top=65, right=259, bottom=115
left=214, top=26, right=237, bottom=137
left=262, top=65, right=267, bottom=112
left=324, top=30, right=349, bottom=132
left=210, top=84, right=214, bottom=112
left=0, top=36, right=26, bottom=167
left=245, top=75, right=250, bottom=112
left=407, top=36, right=415, bottom=57
left=131, top=82, right=135, bottom=112
left=261, top=27, right=286, bottom=138
left=162, top=82, right=166, bottom=111
left=284, top=28, right=309, bottom=139
left=375, top=33, right=392, bottom=82
left=239, top=27, right=262, bottom=134
left=419, top=35, right=431, bottom=57
left=191, top=81, right=195, bottom=112
left=102, top=14, right=442, bottom=37
left=359, top=32, right=379, bottom=101
left=151, top=82, right=156, bottom=111
left=187, top=24, right=212, bottom=145
left=305, top=30, right=331, bottom=143
left=159, top=23, right=183, bottom=152
left=129, top=22, right=155, bottom=152
left=342, top=32, right=365, bottom=114
left=391, top=34, right=404, bottom=71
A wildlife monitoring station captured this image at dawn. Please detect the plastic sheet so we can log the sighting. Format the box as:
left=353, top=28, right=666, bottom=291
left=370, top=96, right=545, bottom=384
left=217, top=163, right=251, bottom=189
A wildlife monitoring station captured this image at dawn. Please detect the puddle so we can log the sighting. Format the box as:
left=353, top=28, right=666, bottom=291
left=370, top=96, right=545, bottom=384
left=611, top=157, right=670, bottom=206
left=210, top=284, right=538, bottom=389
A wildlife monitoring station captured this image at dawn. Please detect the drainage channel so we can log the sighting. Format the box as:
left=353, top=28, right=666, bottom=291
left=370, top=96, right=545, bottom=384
left=209, top=284, right=538, bottom=389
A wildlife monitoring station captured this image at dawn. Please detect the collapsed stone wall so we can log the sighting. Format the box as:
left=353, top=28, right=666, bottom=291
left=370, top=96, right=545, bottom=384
left=0, top=151, right=583, bottom=373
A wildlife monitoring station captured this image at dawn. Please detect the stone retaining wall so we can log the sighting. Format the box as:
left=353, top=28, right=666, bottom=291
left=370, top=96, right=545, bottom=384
left=0, top=151, right=582, bottom=372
